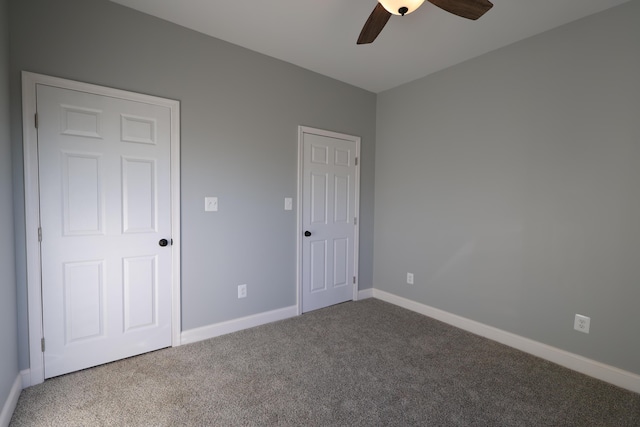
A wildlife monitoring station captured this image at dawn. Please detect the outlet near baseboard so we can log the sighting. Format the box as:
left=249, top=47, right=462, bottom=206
left=574, top=314, right=590, bottom=334
left=238, top=284, right=247, bottom=299
left=407, top=272, right=414, bottom=285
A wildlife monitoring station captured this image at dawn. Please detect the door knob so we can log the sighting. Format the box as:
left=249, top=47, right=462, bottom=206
left=159, top=239, right=169, bottom=247
left=304, top=231, right=312, bottom=237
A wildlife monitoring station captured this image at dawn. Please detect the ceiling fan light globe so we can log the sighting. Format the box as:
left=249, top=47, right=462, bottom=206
left=379, top=0, right=425, bottom=16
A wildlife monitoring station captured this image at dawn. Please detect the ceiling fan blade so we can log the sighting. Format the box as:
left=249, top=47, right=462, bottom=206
left=357, top=3, right=392, bottom=45
left=427, top=0, right=493, bottom=20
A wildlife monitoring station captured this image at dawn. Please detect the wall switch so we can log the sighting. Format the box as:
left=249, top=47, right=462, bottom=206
left=238, top=284, right=247, bottom=299
left=284, top=197, right=293, bottom=211
left=407, top=272, right=414, bottom=285
left=574, top=314, right=590, bottom=333
left=205, top=197, right=218, bottom=212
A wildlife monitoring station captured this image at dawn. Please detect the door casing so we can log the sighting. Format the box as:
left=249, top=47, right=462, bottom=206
left=21, top=71, right=181, bottom=386
left=296, top=126, right=361, bottom=315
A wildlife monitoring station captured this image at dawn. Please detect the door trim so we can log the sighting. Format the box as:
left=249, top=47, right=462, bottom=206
left=296, top=126, right=361, bottom=315
left=21, top=71, right=181, bottom=385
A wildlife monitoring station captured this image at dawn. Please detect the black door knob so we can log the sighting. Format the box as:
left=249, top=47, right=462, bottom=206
left=304, top=231, right=312, bottom=237
left=159, top=239, right=169, bottom=247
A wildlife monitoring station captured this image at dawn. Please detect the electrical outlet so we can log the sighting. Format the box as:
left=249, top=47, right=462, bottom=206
left=205, top=197, right=218, bottom=212
left=407, top=272, right=414, bottom=285
left=574, top=314, right=590, bottom=334
left=238, top=284, right=247, bottom=299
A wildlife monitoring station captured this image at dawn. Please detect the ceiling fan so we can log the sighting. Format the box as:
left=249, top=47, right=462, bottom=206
left=357, top=0, right=493, bottom=44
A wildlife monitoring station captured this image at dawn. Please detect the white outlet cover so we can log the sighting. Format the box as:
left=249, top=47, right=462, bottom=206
left=238, top=284, right=247, bottom=299
left=205, top=197, right=218, bottom=212
left=284, top=197, right=293, bottom=211
left=407, top=272, right=414, bottom=285
left=574, top=314, right=590, bottom=334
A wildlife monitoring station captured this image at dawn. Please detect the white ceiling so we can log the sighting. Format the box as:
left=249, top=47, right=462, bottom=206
left=109, top=0, right=630, bottom=93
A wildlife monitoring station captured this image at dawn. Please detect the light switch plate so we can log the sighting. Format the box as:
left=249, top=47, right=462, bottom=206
left=284, top=197, right=293, bottom=211
left=205, top=197, right=218, bottom=212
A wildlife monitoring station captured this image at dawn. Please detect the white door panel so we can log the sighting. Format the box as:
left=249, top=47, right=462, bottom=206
left=300, top=128, right=359, bottom=313
left=37, top=84, right=172, bottom=378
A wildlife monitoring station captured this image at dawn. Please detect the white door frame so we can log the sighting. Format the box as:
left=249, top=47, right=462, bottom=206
left=21, top=71, right=181, bottom=386
left=296, top=126, right=361, bottom=315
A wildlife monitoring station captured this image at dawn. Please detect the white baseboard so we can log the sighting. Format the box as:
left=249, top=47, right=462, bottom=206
left=0, top=374, right=22, bottom=427
left=181, top=305, right=298, bottom=345
left=357, top=288, right=374, bottom=300
left=373, top=289, right=640, bottom=394
left=19, top=370, right=30, bottom=389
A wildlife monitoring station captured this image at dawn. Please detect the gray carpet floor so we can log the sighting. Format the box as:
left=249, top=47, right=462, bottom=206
left=10, top=298, right=640, bottom=426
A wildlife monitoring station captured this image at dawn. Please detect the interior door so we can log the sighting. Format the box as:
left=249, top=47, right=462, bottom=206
left=300, top=127, right=360, bottom=313
left=37, top=83, right=173, bottom=378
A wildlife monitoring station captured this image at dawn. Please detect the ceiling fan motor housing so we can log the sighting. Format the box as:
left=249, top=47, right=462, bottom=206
left=379, top=0, right=425, bottom=16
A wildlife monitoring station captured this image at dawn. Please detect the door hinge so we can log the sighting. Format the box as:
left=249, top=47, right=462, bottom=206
left=34, top=113, right=38, bottom=129
left=354, top=217, right=357, bottom=226
left=41, top=337, right=45, bottom=352
left=38, top=227, right=42, bottom=242
left=353, top=276, right=356, bottom=284
left=355, top=157, right=358, bottom=166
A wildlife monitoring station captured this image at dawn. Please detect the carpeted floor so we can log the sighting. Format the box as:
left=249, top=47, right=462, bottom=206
left=10, top=298, right=640, bottom=426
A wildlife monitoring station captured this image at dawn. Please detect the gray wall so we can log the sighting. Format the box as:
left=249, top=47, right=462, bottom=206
left=9, top=0, right=636, bottom=381
left=374, top=0, right=640, bottom=375
left=0, top=0, right=19, bottom=407
left=9, top=0, right=376, bottom=370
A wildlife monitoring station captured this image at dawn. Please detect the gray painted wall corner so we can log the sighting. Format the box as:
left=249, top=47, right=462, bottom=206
left=8, top=0, right=376, bottom=370
left=373, top=0, right=640, bottom=375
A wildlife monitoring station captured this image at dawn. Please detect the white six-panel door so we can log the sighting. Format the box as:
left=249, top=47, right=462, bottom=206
left=299, top=127, right=360, bottom=313
left=36, top=83, right=173, bottom=378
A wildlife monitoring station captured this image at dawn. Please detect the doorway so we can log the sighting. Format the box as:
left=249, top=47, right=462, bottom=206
left=22, top=72, right=181, bottom=384
left=298, top=126, right=360, bottom=313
